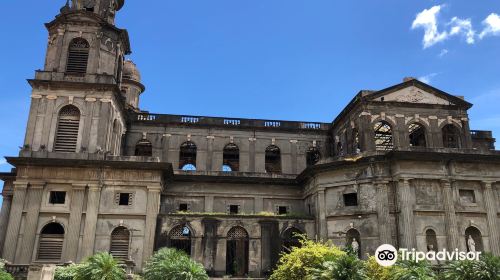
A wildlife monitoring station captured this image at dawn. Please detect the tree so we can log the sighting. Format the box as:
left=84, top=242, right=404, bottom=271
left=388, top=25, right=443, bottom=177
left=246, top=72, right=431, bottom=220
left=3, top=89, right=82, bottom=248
left=269, top=237, right=345, bottom=280
left=390, top=259, right=436, bottom=280
left=143, top=248, right=208, bottom=280
left=54, top=264, right=83, bottom=280
left=75, top=252, right=126, bottom=280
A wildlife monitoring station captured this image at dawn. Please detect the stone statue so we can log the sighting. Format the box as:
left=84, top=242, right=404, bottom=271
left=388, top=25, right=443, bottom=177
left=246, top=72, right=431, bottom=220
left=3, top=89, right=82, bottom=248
left=351, top=238, right=359, bottom=254
left=468, top=235, right=476, bottom=252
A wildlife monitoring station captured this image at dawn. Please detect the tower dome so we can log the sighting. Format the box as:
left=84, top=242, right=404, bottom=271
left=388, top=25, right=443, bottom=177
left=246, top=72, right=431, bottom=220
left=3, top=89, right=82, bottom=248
left=122, top=60, right=141, bottom=83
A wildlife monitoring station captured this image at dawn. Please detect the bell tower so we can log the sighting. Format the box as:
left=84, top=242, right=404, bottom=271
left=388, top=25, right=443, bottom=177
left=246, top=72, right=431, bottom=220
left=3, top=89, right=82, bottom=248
left=23, top=0, right=132, bottom=155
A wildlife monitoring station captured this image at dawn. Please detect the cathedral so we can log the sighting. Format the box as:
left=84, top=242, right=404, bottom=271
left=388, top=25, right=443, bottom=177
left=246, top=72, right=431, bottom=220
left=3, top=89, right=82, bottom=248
left=0, top=0, right=499, bottom=278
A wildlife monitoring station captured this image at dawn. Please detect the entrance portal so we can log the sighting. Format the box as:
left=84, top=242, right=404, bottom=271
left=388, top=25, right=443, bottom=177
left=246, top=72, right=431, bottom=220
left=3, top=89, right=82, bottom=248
left=226, top=226, right=249, bottom=276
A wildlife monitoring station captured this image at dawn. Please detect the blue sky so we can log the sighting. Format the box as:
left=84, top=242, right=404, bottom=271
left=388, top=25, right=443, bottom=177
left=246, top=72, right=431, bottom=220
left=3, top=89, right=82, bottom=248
left=1, top=1, right=500, bottom=205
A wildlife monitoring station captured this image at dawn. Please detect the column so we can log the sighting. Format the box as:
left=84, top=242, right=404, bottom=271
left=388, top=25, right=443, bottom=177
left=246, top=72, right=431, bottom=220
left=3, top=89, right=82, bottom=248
left=64, top=184, right=86, bottom=262
left=206, top=136, right=214, bottom=171
left=259, top=221, right=279, bottom=274
left=2, top=182, right=28, bottom=262
left=317, top=188, right=327, bottom=239
left=376, top=182, right=392, bottom=245
left=202, top=219, right=220, bottom=274
left=482, top=181, right=500, bottom=255
left=214, top=236, right=227, bottom=277
left=398, top=179, right=416, bottom=249
left=161, top=134, right=171, bottom=162
left=441, top=180, right=459, bottom=250
left=290, top=140, right=298, bottom=174
left=81, top=184, right=102, bottom=258
left=204, top=195, right=214, bottom=213
left=19, top=183, right=44, bottom=263
left=0, top=192, right=13, bottom=257
left=142, top=186, right=161, bottom=264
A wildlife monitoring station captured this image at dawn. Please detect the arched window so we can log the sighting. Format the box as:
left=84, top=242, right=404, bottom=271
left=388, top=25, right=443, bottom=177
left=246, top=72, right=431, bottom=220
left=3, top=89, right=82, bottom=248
left=265, top=145, right=281, bottom=173
left=306, top=147, right=320, bottom=167
left=168, top=225, right=192, bottom=256
left=374, top=121, right=394, bottom=151
left=226, top=227, right=249, bottom=276
left=66, top=38, right=90, bottom=74
left=179, top=141, right=197, bottom=170
left=346, top=228, right=361, bottom=257
left=223, top=143, right=239, bottom=172
left=465, top=226, right=483, bottom=252
left=135, top=139, right=152, bottom=156
left=442, top=124, right=461, bottom=148
left=54, top=105, right=81, bottom=152
left=37, top=223, right=65, bottom=261
left=281, top=227, right=303, bottom=253
left=409, top=123, right=427, bottom=147
left=425, top=229, right=438, bottom=252
left=110, top=227, right=130, bottom=261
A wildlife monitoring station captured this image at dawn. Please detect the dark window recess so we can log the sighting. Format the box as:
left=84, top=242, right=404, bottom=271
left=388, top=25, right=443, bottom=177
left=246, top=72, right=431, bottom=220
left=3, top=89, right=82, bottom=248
left=459, top=189, right=476, bottom=204
left=119, top=193, right=132, bottom=206
left=179, top=203, right=189, bottom=212
left=135, top=139, right=152, bottom=156
left=265, top=145, right=281, bottom=173
left=229, top=205, right=240, bottom=215
left=344, top=193, right=358, bottom=207
left=49, top=191, right=66, bottom=204
left=277, top=206, right=288, bottom=215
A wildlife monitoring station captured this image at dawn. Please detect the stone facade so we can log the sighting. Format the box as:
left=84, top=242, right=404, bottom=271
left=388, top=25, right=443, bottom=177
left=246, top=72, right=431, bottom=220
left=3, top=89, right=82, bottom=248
left=1, top=0, right=499, bottom=278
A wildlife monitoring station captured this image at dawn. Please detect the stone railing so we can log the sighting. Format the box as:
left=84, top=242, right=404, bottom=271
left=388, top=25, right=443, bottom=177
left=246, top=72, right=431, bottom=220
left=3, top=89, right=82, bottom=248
left=4, top=264, right=29, bottom=279
left=132, top=112, right=330, bottom=131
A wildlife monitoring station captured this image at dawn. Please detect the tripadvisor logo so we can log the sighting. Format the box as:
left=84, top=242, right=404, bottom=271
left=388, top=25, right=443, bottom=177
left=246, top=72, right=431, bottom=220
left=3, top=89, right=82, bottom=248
left=375, top=244, right=481, bottom=267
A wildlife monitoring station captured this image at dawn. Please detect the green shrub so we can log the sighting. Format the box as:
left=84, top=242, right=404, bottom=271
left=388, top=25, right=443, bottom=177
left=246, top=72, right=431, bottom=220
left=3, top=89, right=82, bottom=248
left=390, top=259, right=436, bottom=280
left=441, top=253, right=500, bottom=280
left=75, top=252, right=126, bottom=280
left=365, top=256, right=392, bottom=280
left=269, top=237, right=345, bottom=280
left=0, top=259, right=13, bottom=280
left=310, top=253, right=366, bottom=280
left=54, top=264, right=83, bottom=280
left=143, top=248, right=208, bottom=280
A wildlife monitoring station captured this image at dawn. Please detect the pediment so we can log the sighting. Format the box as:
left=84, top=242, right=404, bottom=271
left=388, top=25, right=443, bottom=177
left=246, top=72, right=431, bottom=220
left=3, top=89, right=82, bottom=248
left=376, top=86, right=454, bottom=105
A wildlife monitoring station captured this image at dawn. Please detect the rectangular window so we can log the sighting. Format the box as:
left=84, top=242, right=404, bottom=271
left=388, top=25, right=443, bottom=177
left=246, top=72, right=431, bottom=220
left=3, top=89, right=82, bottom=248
left=343, top=193, right=358, bottom=207
left=115, top=193, right=133, bottom=206
left=459, top=189, right=476, bottom=204
left=229, top=205, right=240, bottom=215
left=49, top=191, right=66, bottom=204
left=179, top=203, right=189, bottom=212
left=277, top=206, right=289, bottom=215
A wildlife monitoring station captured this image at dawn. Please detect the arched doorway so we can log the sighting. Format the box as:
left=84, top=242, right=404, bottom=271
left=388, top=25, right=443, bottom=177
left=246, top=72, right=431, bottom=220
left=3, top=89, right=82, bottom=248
left=465, top=226, right=483, bottom=252
left=169, top=225, right=192, bottom=256
left=346, top=228, right=361, bottom=257
left=226, top=226, right=249, bottom=277
left=281, top=227, right=303, bottom=253
left=37, top=223, right=65, bottom=261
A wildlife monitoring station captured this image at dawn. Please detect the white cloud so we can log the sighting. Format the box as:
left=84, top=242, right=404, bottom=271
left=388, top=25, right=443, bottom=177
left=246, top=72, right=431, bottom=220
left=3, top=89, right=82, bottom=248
left=438, top=48, right=449, bottom=57
left=448, top=17, right=475, bottom=44
left=411, top=6, right=479, bottom=48
left=412, top=5, right=448, bottom=48
left=418, top=73, right=439, bottom=84
left=479, top=13, right=500, bottom=39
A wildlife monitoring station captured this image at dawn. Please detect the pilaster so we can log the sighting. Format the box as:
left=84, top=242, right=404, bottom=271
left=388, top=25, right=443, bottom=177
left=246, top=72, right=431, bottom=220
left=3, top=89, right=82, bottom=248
left=19, top=183, right=45, bottom=263
left=441, top=179, right=459, bottom=250
left=2, top=182, right=28, bottom=262
left=142, top=185, right=161, bottom=265
left=0, top=192, right=13, bottom=257
left=64, top=184, right=86, bottom=262
left=482, top=181, right=500, bottom=255
left=317, top=188, right=327, bottom=239
left=376, top=181, right=392, bottom=244
left=81, top=184, right=102, bottom=258
left=398, top=179, right=416, bottom=248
